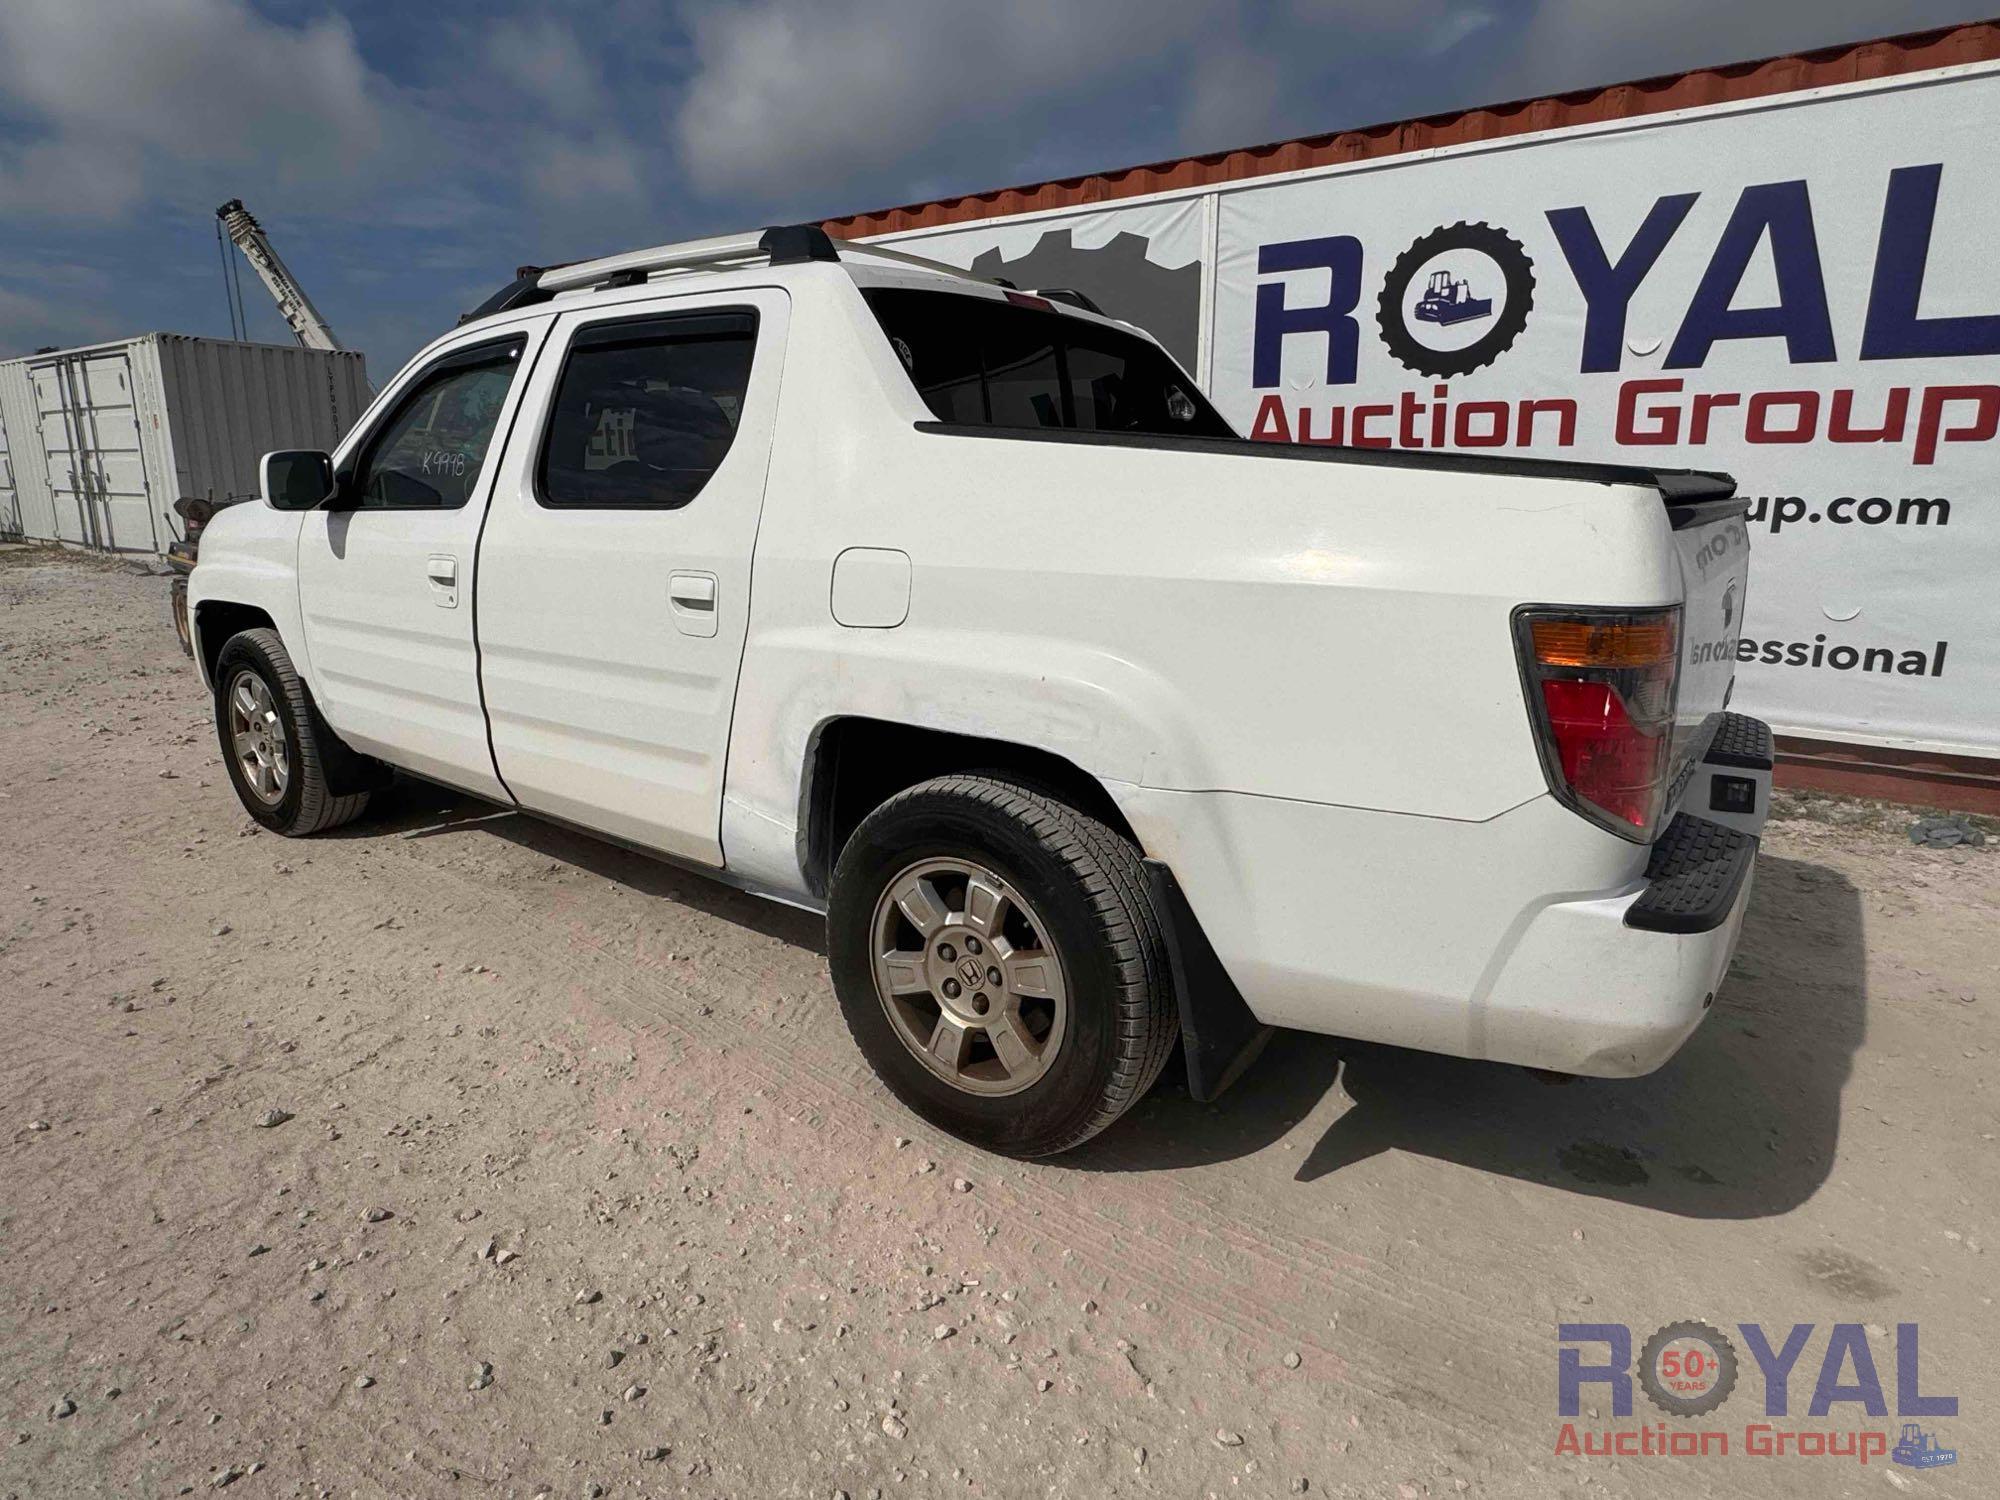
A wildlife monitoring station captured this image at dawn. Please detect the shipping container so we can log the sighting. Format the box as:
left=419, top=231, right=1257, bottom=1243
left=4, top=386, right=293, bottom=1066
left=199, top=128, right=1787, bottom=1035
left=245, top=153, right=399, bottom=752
left=824, top=21, right=2000, bottom=237
left=0, top=402, right=20, bottom=541
left=0, top=333, right=369, bottom=559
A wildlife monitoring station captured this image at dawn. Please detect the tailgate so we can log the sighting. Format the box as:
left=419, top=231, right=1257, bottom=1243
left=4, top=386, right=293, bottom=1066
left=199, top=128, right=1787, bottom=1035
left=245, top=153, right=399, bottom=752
left=1663, top=487, right=1752, bottom=815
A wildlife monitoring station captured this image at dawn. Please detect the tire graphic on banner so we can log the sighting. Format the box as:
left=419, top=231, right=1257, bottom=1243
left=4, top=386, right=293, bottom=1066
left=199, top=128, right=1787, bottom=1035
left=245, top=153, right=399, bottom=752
left=968, top=229, right=1204, bottom=371
left=1377, top=221, right=1536, bottom=377
left=1637, top=1320, right=1741, bottom=1418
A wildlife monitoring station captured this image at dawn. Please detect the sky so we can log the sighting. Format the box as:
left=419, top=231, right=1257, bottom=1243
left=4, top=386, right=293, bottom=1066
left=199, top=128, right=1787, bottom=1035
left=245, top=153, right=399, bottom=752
left=0, top=0, right=1991, bottom=376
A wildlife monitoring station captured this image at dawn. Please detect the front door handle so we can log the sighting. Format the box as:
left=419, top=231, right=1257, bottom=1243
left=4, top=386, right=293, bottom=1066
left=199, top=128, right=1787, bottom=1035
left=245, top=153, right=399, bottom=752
left=426, top=554, right=459, bottom=609
left=668, top=571, right=718, bottom=638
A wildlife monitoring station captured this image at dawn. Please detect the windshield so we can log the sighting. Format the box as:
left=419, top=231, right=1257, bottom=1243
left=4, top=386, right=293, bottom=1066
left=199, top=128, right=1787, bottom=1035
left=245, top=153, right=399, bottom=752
left=863, top=287, right=1236, bottom=440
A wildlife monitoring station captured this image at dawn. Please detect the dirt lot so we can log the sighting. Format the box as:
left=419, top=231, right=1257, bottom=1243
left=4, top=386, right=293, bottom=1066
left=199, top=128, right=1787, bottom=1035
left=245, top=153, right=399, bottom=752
left=1, top=548, right=1993, bottom=1500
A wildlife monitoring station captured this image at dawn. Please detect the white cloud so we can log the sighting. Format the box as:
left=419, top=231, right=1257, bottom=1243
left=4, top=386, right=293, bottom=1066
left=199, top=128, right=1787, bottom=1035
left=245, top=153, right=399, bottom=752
left=0, top=280, right=122, bottom=351
left=1180, top=47, right=1292, bottom=153
left=0, top=136, right=146, bottom=223
left=667, top=0, right=1523, bottom=207
left=487, top=16, right=606, bottom=119
left=1284, top=0, right=1497, bottom=50
left=1181, top=0, right=1499, bottom=148
left=0, top=0, right=391, bottom=220
left=670, top=0, right=1218, bottom=204
left=522, top=131, right=646, bottom=208
left=0, top=0, right=1965, bottom=364
left=1414, top=5, right=1499, bottom=57
left=1490, top=0, right=1990, bottom=100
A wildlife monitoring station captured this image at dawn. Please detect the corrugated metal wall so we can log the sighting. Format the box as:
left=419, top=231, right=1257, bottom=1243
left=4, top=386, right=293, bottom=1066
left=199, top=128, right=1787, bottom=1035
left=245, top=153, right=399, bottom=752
left=154, top=336, right=370, bottom=513
left=0, top=334, right=370, bottom=558
left=823, top=20, right=2000, bottom=237
left=0, top=397, right=20, bottom=540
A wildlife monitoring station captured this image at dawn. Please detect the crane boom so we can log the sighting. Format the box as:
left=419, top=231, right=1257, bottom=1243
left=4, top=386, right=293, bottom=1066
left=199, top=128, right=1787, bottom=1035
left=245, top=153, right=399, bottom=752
left=215, top=199, right=342, bottom=352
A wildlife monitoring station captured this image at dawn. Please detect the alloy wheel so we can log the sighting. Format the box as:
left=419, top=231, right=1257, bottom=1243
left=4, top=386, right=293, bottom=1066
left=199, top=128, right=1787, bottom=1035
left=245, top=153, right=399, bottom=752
left=227, top=670, right=290, bottom=805
left=868, top=857, right=1069, bottom=1096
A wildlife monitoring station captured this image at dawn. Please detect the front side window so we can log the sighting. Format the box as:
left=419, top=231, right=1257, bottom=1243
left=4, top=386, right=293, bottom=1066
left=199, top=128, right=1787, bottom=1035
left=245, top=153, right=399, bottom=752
left=349, top=338, right=525, bottom=509
left=538, top=310, right=758, bottom=509
left=864, top=287, right=1234, bottom=439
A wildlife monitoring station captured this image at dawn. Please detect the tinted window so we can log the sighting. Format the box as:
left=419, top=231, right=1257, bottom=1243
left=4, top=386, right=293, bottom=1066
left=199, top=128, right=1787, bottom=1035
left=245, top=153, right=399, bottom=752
left=538, top=311, right=757, bottom=509
left=350, top=339, right=524, bottom=509
left=864, top=288, right=1234, bottom=439
left=980, top=316, right=1065, bottom=428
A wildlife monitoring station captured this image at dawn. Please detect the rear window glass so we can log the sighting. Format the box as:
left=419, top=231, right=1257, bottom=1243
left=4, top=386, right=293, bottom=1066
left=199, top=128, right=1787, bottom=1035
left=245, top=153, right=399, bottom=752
left=538, top=310, right=757, bottom=510
left=863, top=288, right=1234, bottom=440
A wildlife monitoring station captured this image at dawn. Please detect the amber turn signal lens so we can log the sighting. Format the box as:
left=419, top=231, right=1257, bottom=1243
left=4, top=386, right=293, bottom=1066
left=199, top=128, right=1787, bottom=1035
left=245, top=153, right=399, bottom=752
left=1530, top=615, right=1679, bottom=669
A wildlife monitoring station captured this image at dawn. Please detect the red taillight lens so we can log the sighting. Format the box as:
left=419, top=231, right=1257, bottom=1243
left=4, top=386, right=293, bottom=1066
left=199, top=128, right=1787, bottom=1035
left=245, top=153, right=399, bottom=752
left=1517, top=607, right=1681, bottom=840
left=1539, top=679, right=1672, bottom=831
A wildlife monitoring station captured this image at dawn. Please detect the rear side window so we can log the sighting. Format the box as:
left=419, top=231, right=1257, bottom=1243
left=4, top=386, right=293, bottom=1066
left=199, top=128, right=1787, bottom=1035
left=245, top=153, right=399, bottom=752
left=864, top=287, right=1234, bottom=439
left=349, top=337, right=525, bottom=509
left=538, top=310, right=758, bottom=509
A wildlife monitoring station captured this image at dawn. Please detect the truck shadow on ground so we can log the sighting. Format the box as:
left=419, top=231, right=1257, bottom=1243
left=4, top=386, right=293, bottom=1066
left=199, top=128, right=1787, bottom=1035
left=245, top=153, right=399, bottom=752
left=342, top=777, right=827, bottom=953
left=355, top=783, right=1862, bottom=1218
left=1077, top=853, right=1865, bottom=1220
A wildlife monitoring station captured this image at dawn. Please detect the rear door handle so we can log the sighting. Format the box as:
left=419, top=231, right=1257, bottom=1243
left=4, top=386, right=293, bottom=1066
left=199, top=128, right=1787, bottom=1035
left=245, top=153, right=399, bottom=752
left=668, top=571, right=718, bottom=638
left=426, top=554, right=459, bottom=609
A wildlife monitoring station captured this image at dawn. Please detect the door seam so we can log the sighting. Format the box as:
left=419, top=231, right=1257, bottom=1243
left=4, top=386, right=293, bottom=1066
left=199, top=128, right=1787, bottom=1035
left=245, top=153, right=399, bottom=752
left=469, top=329, right=555, bottom=807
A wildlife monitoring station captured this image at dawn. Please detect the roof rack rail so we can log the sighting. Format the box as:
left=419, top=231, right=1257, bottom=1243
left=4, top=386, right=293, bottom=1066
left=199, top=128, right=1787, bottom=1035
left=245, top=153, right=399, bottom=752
left=460, top=267, right=552, bottom=324
left=460, top=223, right=1005, bottom=324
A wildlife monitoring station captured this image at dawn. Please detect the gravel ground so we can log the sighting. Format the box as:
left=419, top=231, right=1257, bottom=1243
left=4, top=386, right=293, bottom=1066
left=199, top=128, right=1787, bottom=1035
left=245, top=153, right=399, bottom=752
left=1, top=547, right=1994, bottom=1500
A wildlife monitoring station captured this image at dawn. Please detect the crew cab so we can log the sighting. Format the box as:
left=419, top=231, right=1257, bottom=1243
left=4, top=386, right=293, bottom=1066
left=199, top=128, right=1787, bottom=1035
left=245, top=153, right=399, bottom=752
left=186, top=223, right=1767, bottom=1156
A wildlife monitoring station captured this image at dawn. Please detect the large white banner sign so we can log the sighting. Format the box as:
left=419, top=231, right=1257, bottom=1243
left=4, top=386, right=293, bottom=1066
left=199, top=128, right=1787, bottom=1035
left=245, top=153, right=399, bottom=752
left=1209, top=70, right=1997, bottom=757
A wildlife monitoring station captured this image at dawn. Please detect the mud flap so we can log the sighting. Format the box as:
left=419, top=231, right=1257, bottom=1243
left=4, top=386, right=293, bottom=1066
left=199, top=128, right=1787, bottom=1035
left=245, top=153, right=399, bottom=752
left=304, top=684, right=394, bottom=798
left=1143, top=858, right=1274, bottom=1102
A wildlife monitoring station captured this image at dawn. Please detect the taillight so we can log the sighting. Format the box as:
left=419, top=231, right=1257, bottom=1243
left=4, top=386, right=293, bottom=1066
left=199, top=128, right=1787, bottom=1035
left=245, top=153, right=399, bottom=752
left=1515, top=605, right=1681, bottom=841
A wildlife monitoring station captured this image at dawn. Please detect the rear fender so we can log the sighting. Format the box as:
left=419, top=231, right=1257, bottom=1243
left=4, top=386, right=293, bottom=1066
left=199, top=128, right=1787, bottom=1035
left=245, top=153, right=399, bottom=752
left=720, top=625, right=1206, bottom=897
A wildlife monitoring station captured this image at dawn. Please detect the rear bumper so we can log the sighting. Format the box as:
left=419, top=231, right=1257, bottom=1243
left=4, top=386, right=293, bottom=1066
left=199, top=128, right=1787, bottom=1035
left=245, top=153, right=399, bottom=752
left=1109, top=713, right=1772, bottom=1079
left=1624, top=812, right=1756, bottom=934
left=1478, top=834, right=1755, bottom=1076
left=1484, top=713, right=1770, bottom=1076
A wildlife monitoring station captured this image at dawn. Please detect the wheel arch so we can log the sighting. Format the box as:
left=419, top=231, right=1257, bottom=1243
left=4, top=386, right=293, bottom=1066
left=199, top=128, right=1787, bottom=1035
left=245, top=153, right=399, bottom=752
left=206, top=617, right=388, bottom=803
left=798, top=715, right=1143, bottom=900
left=193, top=599, right=279, bottom=693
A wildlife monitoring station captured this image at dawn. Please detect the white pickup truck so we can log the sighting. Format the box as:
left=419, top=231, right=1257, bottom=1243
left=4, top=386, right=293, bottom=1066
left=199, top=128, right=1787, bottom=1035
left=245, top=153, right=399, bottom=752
left=185, top=224, right=1767, bottom=1156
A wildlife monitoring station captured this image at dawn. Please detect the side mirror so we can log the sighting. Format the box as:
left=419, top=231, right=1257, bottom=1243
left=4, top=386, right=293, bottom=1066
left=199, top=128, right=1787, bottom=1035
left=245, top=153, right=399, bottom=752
left=261, top=450, right=336, bottom=511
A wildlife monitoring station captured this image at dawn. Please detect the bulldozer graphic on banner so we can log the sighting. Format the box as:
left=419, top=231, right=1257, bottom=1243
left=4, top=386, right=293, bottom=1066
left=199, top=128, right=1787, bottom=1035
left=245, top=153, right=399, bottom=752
left=1414, top=267, right=1494, bottom=327
left=1891, top=1423, right=1957, bottom=1469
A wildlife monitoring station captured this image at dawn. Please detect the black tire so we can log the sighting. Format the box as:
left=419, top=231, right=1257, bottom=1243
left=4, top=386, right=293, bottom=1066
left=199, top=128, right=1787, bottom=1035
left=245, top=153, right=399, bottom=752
left=213, top=628, right=376, bottom=836
left=827, top=774, right=1177, bottom=1157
